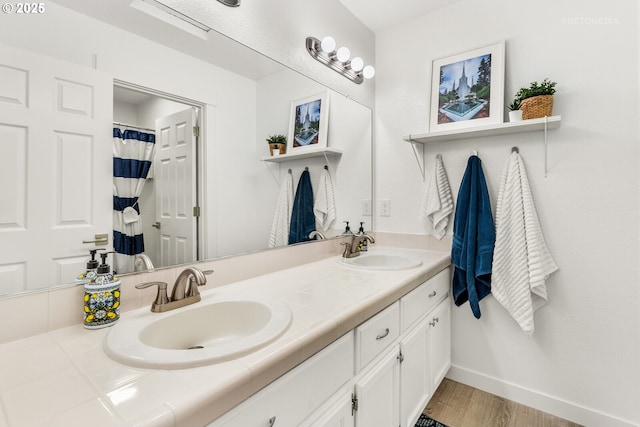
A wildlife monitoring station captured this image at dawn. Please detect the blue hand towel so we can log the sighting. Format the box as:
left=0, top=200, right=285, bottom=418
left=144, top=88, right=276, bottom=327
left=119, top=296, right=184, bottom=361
left=289, top=170, right=316, bottom=245
left=451, top=156, right=495, bottom=319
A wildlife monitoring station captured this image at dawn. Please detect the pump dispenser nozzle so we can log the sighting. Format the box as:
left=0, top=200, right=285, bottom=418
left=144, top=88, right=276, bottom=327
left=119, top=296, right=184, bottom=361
left=342, top=221, right=354, bottom=236
left=97, top=251, right=114, bottom=274
left=87, top=248, right=103, bottom=270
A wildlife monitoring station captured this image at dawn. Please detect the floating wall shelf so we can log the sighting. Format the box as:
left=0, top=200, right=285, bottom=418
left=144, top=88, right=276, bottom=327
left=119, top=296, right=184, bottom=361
left=404, top=115, right=561, bottom=178
left=263, top=147, right=342, bottom=163
left=403, top=115, right=561, bottom=144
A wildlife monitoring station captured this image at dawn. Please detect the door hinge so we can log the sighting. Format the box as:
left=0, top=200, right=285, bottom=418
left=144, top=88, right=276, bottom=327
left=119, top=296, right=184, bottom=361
left=193, top=206, right=201, bottom=217
left=398, top=350, right=404, bottom=363
left=193, top=126, right=200, bottom=137
left=351, top=393, right=358, bottom=415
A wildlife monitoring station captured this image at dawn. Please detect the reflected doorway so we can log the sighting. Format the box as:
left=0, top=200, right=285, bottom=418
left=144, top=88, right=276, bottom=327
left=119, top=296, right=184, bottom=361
left=113, top=83, right=203, bottom=272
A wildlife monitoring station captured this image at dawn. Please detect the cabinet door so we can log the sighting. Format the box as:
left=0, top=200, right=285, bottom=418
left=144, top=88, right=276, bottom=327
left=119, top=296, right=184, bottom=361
left=301, top=391, right=354, bottom=427
left=399, top=318, right=430, bottom=427
left=354, top=347, right=400, bottom=427
left=429, top=298, right=451, bottom=392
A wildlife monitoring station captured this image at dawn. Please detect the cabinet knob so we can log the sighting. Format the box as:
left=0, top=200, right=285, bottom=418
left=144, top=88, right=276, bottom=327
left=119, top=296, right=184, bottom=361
left=428, top=291, right=437, bottom=297
left=429, top=321, right=436, bottom=327
left=375, top=328, right=390, bottom=340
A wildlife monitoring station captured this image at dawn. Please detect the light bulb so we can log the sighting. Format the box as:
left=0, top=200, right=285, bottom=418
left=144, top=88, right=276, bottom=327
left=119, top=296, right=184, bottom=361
left=336, top=46, right=350, bottom=62
left=350, top=57, right=364, bottom=72
left=363, top=65, right=375, bottom=79
left=320, top=36, right=336, bottom=53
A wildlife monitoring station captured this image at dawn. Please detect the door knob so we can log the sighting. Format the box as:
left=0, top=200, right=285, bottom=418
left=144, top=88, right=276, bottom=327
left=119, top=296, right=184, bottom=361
left=152, top=222, right=161, bottom=229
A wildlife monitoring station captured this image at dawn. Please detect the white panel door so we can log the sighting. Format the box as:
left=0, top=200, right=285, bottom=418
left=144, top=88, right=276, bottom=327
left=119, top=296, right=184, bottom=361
left=154, top=108, right=197, bottom=268
left=0, top=44, right=112, bottom=293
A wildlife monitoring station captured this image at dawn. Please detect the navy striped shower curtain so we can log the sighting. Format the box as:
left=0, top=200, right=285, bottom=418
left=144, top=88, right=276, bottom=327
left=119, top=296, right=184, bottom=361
left=112, top=128, right=156, bottom=274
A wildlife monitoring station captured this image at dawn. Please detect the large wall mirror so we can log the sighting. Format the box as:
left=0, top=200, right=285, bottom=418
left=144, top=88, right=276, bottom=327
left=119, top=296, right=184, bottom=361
left=0, top=1, right=372, bottom=297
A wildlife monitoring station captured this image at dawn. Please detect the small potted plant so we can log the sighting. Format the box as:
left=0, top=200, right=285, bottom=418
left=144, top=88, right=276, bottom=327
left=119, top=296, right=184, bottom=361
left=266, top=134, right=287, bottom=156
left=514, top=78, right=557, bottom=120
left=507, top=98, right=522, bottom=122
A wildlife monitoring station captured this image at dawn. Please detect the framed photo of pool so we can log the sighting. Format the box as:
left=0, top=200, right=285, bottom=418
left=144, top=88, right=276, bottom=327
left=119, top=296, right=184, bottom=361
left=429, top=41, right=505, bottom=133
left=287, top=92, right=329, bottom=153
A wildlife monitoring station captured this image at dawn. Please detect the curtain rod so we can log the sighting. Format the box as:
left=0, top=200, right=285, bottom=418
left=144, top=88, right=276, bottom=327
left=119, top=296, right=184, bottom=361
left=113, top=121, right=155, bottom=133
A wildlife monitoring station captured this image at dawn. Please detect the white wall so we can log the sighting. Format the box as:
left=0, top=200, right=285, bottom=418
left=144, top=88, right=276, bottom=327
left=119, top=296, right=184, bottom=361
left=375, top=1, right=639, bottom=426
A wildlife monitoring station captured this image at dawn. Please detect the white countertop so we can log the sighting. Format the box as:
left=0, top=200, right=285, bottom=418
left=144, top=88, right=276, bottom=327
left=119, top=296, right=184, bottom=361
left=0, top=247, right=450, bottom=427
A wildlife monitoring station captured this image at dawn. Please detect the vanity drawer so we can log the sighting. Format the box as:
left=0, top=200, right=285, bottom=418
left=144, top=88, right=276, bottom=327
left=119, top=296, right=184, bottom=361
left=355, top=301, right=400, bottom=373
left=401, top=267, right=450, bottom=332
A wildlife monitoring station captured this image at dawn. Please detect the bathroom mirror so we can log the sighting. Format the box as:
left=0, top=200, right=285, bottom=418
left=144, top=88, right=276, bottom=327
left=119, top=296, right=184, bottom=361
left=0, top=1, right=372, bottom=297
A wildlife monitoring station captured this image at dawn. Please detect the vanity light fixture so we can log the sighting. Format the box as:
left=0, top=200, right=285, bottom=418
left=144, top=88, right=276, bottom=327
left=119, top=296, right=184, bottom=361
left=306, top=36, right=375, bottom=84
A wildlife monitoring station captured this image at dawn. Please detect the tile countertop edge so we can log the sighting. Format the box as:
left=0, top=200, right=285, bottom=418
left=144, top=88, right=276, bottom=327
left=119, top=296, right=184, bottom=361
left=168, top=250, right=451, bottom=427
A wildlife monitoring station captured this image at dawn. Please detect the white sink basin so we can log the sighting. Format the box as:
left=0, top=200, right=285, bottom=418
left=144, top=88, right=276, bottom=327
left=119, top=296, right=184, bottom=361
left=336, top=251, right=423, bottom=271
left=104, top=294, right=292, bottom=369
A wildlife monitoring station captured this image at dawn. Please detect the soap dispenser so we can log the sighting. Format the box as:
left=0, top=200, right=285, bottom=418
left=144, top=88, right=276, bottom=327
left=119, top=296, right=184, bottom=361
left=83, top=251, right=121, bottom=329
left=342, top=221, right=355, bottom=236
left=358, top=222, right=369, bottom=252
left=75, top=248, right=102, bottom=284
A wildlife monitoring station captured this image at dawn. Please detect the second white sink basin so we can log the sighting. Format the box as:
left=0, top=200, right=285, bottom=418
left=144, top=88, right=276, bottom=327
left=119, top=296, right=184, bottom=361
left=104, top=293, right=292, bottom=369
left=337, top=251, right=423, bottom=271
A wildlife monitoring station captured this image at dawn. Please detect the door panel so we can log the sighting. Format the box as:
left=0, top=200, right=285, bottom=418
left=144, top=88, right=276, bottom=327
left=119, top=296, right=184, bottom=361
left=154, top=108, right=197, bottom=268
left=0, top=44, right=112, bottom=293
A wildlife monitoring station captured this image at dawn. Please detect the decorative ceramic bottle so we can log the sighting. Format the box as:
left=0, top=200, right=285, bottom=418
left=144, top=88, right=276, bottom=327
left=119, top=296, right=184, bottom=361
left=83, top=251, right=121, bottom=329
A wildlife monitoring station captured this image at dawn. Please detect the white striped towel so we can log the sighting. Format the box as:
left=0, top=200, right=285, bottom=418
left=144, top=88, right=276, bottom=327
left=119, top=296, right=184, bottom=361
left=268, top=171, right=294, bottom=248
left=314, top=167, right=336, bottom=231
left=492, top=151, right=558, bottom=336
left=419, top=156, right=453, bottom=239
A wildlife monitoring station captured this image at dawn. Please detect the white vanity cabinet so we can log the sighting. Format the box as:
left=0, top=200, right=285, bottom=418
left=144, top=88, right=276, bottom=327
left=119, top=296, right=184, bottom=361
left=208, top=332, right=355, bottom=427
left=353, top=268, right=451, bottom=427
left=208, top=267, right=451, bottom=427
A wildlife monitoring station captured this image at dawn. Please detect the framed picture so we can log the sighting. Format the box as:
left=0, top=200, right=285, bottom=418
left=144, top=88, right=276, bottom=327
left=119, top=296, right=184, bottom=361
left=429, top=41, right=505, bottom=133
left=287, top=92, right=329, bottom=153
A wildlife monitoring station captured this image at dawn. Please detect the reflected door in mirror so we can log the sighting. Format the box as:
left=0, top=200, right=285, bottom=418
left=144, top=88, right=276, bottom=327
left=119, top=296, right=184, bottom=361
left=0, top=45, right=112, bottom=294
left=155, top=108, right=198, bottom=268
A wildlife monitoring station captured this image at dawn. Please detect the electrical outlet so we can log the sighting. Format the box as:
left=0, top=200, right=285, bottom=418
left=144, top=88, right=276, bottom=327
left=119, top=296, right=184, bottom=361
left=362, top=199, right=372, bottom=216
left=380, top=199, right=391, bottom=217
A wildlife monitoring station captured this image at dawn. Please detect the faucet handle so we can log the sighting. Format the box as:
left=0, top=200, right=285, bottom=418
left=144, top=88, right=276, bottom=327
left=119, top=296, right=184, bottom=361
left=135, top=281, right=170, bottom=307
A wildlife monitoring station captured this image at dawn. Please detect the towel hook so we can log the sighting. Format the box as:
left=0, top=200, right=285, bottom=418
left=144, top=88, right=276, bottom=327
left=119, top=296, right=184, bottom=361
left=324, top=164, right=328, bottom=170
left=287, top=168, right=292, bottom=174
left=436, top=154, right=442, bottom=160
left=304, top=166, right=309, bottom=171
left=512, top=146, right=519, bottom=153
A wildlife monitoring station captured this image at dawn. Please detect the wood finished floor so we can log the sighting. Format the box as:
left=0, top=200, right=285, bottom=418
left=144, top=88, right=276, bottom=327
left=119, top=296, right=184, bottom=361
left=423, top=379, right=583, bottom=427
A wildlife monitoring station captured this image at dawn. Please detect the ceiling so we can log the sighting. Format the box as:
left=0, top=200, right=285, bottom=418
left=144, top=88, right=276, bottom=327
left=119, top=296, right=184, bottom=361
left=338, top=0, right=464, bottom=33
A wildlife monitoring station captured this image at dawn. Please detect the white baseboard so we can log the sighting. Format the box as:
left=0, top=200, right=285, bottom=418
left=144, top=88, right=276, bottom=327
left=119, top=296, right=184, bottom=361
left=446, top=365, right=638, bottom=427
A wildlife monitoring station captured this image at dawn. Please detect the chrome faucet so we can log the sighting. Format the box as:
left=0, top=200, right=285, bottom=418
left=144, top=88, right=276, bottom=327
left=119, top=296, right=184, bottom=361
left=136, top=267, right=213, bottom=313
left=134, top=253, right=154, bottom=271
left=340, top=234, right=375, bottom=258
left=309, top=230, right=326, bottom=240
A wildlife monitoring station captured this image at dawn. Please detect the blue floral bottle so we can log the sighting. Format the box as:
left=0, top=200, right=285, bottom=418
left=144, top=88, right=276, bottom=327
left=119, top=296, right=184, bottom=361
left=83, top=251, right=121, bottom=329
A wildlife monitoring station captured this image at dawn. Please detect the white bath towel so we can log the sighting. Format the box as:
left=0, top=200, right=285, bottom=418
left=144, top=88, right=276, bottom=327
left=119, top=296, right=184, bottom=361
left=419, top=156, right=453, bottom=239
left=268, top=171, right=294, bottom=248
left=313, top=167, right=336, bottom=231
left=492, top=151, right=558, bottom=336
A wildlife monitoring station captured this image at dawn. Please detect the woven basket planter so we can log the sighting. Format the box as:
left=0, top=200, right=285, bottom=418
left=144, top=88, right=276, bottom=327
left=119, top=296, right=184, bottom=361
left=520, top=95, right=554, bottom=120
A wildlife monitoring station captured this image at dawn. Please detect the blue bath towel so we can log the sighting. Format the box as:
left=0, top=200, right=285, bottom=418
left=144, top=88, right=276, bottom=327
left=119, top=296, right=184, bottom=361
left=451, top=156, right=495, bottom=319
left=289, top=170, right=316, bottom=244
